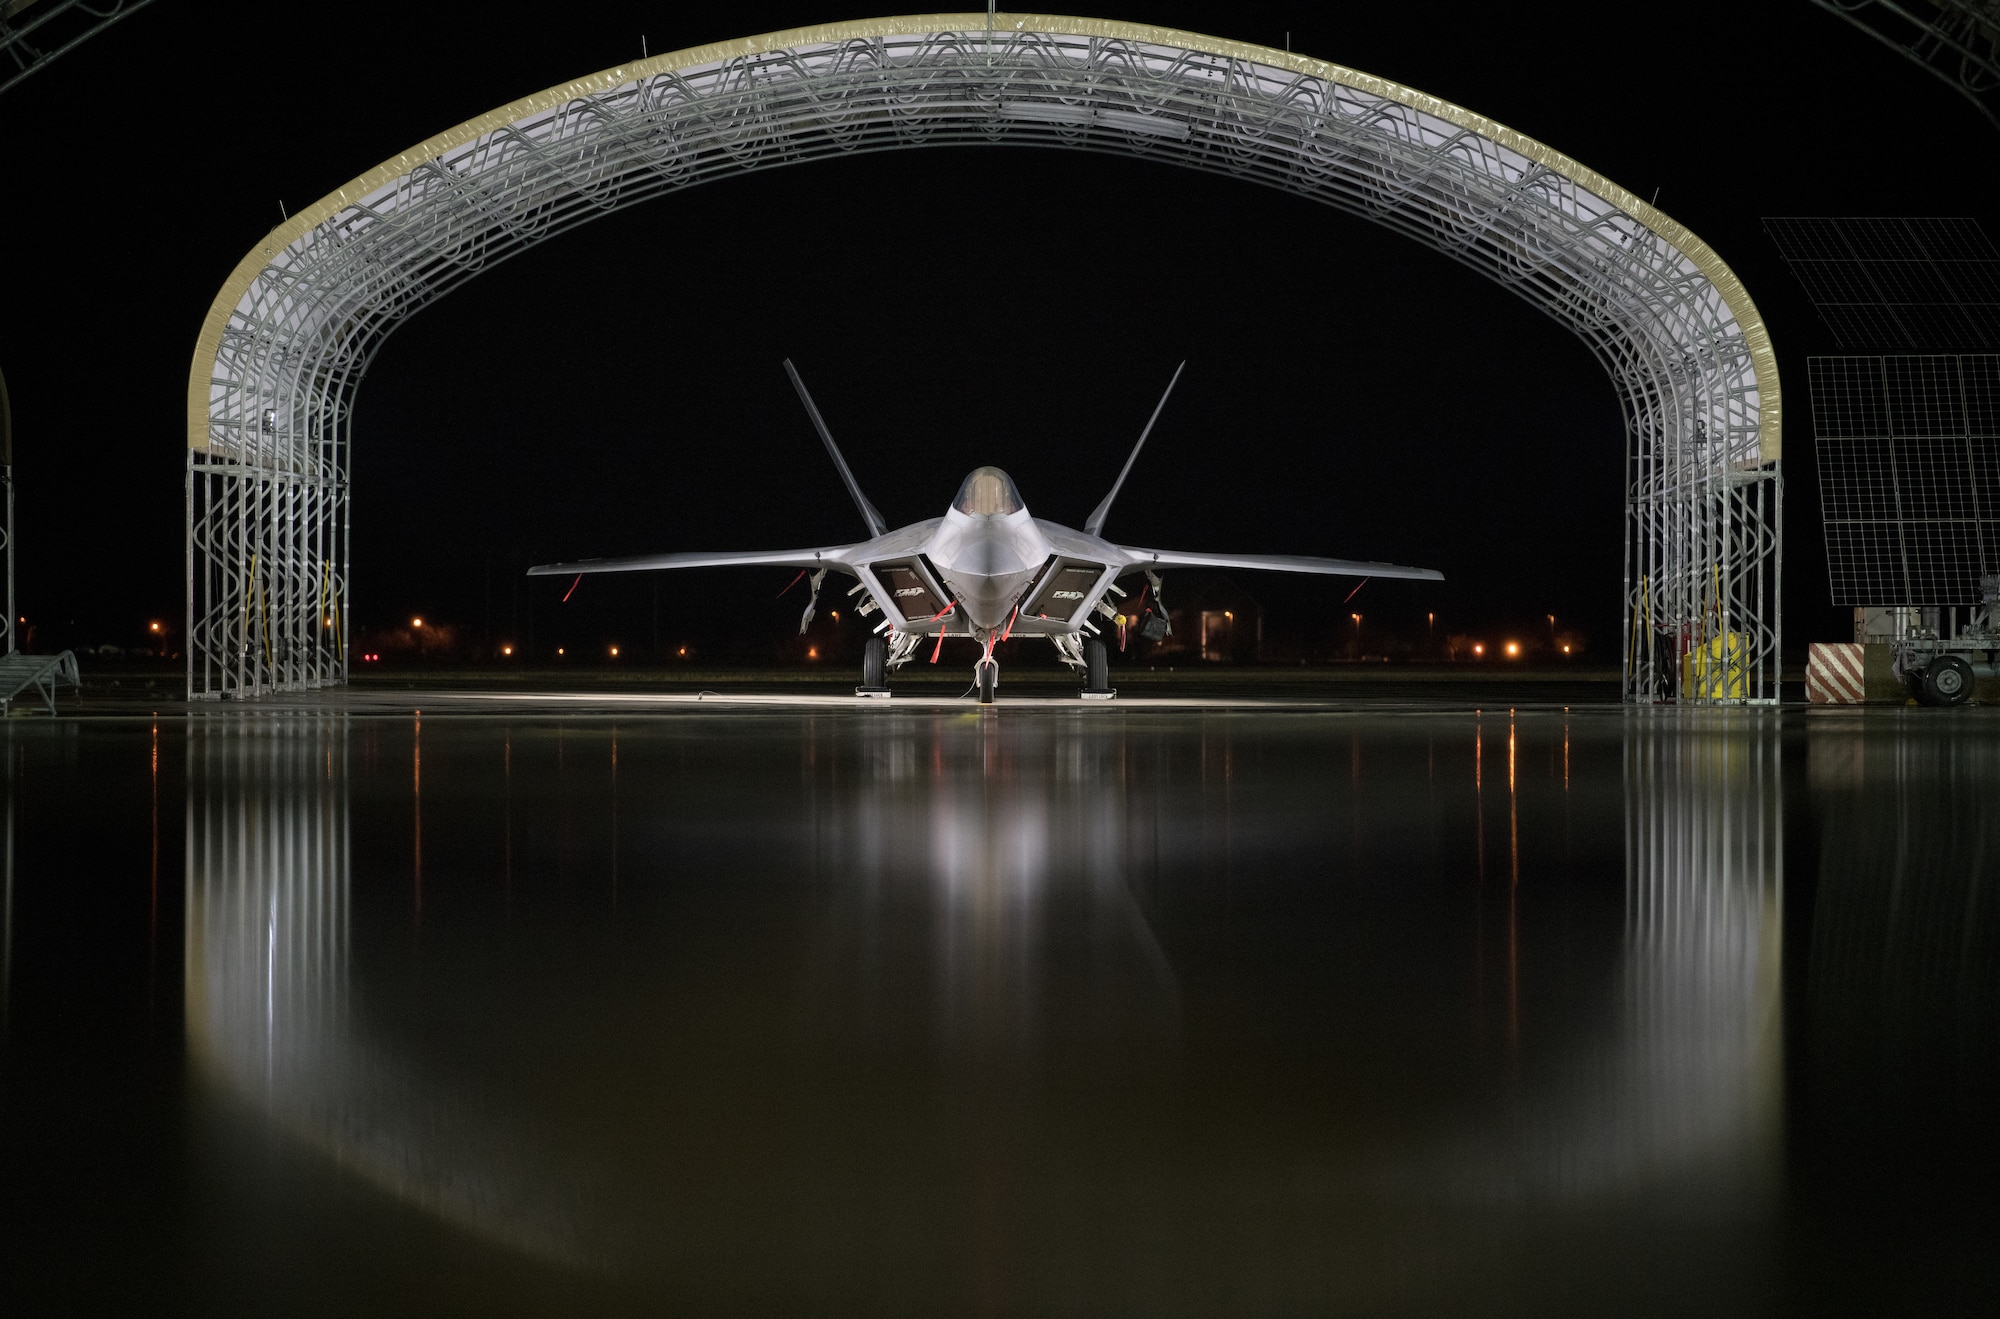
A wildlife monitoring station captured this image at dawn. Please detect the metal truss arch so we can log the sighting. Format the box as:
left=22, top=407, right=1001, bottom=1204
left=186, top=12, right=1782, bottom=702
left=0, top=0, right=159, bottom=98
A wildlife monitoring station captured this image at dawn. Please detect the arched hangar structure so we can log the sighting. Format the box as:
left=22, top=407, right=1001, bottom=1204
left=186, top=12, right=1782, bottom=702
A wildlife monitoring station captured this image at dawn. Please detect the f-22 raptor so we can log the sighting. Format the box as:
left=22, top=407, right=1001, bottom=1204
left=529, top=361, right=1442, bottom=703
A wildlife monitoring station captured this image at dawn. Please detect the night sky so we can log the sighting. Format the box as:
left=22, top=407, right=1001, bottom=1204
left=1, top=2, right=1994, bottom=665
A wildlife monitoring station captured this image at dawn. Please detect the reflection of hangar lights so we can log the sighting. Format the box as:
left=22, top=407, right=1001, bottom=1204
left=184, top=710, right=1787, bottom=1265
left=185, top=14, right=1779, bottom=704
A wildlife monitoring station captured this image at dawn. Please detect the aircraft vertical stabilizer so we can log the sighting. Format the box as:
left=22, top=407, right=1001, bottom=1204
left=784, top=359, right=887, bottom=537
left=1084, top=360, right=1184, bottom=537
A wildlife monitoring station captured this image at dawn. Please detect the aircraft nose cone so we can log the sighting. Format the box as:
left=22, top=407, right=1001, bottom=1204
left=960, top=535, right=1018, bottom=577
left=929, top=512, right=1050, bottom=629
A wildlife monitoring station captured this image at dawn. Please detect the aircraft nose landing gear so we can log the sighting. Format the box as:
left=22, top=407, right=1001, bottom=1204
left=975, top=657, right=998, bottom=704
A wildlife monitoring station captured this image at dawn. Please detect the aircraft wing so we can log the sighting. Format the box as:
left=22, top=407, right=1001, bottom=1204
left=1114, top=547, right=1443, bottom=581
left=527, top=546, right=859, bottom=576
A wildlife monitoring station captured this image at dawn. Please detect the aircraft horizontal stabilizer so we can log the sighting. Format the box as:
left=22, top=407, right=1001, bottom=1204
left=1116, top=547, right=1443, bottom=581
left=527, top=546, right=857, bottom=577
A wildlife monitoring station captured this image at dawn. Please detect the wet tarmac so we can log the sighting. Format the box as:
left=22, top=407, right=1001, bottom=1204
left=2, top=694, right=1995, bottom=1314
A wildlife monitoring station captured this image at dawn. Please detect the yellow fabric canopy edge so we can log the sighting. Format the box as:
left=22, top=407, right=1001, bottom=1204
left=187, top=12, right=1779, bottom=461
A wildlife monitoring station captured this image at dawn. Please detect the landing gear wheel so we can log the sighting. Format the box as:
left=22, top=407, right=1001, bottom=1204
left=857, top=637, right=888, bottom=696
left=1082, top=638, right=1114, bottom=698
left=975, top=659, right=998, bottom=705
left=1924, top=654, right=1974, bottom=706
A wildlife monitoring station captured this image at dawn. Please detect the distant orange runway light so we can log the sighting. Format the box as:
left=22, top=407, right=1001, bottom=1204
left=1505, top=641, right=1520, bottom=657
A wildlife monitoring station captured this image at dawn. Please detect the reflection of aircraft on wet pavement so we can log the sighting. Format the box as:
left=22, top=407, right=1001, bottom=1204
left=530, top=361, right=1442, bottom=703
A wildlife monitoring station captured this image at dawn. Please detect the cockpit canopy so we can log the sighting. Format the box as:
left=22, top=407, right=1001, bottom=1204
left=952, top=466, right=1023, bottom=517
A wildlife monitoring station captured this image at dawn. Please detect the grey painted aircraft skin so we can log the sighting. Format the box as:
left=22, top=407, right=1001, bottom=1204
left=529, top=362, right=1442, bottom=701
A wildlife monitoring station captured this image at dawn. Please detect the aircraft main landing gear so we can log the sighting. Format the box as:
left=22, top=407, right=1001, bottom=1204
left=857, top=636, right=890, bottom=698
left=1081, top=638, right=1115, bottom=699
left=975, top=657, right=998, bottom=705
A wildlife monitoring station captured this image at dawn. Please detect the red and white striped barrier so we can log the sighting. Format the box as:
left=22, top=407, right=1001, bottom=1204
left=1806, top=642, right=1866, bottom=704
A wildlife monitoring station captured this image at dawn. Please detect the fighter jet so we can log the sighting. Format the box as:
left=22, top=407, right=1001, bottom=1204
left=528, top=361, right=1442, bottom=703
